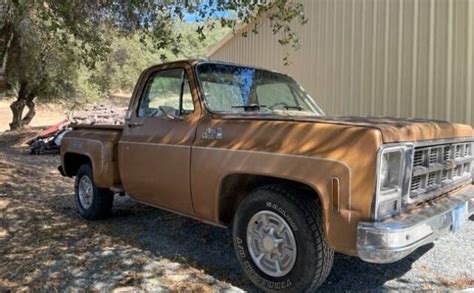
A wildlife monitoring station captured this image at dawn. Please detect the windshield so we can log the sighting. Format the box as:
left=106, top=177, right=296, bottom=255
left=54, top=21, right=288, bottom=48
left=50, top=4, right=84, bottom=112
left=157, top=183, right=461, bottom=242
left=196, top=63, right=325, bottom=116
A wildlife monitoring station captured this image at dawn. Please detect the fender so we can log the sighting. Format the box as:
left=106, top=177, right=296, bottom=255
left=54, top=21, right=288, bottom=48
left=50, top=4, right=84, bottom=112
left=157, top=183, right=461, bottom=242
left=191, top=146, right=362, bottom=255
left=61, top=129, right=121, bottom=188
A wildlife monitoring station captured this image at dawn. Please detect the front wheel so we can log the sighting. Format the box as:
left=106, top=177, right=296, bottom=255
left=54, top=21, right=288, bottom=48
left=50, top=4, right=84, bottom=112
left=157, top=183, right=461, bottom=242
left=232, top=185, right=334, bottom=292
left=75, top=164, right=114, bottom=220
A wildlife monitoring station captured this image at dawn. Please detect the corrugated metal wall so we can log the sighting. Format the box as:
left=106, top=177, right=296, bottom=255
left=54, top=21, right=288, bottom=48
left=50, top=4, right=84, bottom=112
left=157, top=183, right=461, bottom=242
left=208, top=0, right=474, bottom=126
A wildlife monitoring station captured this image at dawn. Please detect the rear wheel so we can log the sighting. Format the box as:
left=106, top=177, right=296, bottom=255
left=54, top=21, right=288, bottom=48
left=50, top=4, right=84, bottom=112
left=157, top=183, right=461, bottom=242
left=75, top=164, right=113, bottom=220
left=232, top=184, right=334, bottom=292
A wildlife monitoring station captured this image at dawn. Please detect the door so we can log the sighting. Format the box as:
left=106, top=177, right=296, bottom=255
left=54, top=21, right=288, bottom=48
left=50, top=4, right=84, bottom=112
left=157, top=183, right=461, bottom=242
left=118, top=64, right=200, bottom=215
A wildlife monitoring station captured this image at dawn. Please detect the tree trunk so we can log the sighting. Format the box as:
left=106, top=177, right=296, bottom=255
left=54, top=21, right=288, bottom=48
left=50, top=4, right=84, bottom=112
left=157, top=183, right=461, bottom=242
left=21, top=94, right=36, bottom=126
left=9, top=99, right=26, bottom=130
left=9, top=82, right=28, bottom=131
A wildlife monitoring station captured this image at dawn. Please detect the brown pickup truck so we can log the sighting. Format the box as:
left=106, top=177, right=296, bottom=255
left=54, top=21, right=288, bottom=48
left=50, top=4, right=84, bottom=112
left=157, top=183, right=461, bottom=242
left=60, top=59, right=474, bottom=292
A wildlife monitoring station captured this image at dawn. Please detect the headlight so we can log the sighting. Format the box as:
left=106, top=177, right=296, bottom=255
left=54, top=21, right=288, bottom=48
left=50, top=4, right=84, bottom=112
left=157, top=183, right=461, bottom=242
left=380, top=151, right=402, bottom=191
left=374, top=144, right=414, bottom=220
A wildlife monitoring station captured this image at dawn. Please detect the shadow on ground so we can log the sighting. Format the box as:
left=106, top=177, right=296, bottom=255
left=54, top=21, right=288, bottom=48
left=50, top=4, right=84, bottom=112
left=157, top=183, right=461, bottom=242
left=36, top=186, right=433, bottom=292
left=1, top=131, right=471, bottom=291
left=88, top=197, right=434, bottom=291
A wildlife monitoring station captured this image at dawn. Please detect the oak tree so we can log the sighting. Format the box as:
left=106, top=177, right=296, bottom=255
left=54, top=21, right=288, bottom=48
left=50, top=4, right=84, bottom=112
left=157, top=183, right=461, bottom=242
left=0, top=0, right=306, bottom=130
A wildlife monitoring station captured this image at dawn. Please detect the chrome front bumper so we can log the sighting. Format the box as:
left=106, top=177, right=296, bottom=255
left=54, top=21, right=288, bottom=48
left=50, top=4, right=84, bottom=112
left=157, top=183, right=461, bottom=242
left=357, top=186, right=474, bottom=263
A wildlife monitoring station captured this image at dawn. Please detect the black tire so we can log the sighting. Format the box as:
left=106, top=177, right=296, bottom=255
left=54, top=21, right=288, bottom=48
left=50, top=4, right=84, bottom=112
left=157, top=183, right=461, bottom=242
left=232, top=184, right=334, bottom=292
left=74, top=164, right=113, bottom=220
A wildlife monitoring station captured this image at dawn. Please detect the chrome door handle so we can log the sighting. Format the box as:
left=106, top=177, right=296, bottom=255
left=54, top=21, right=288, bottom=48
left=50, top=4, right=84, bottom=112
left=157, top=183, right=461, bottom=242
left=127, top=122, right=143, bottom=128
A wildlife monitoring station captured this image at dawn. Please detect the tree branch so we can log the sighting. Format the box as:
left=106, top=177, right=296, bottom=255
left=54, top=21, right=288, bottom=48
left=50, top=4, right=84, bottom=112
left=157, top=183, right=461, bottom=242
left=0, top=25, right=14, bottom=75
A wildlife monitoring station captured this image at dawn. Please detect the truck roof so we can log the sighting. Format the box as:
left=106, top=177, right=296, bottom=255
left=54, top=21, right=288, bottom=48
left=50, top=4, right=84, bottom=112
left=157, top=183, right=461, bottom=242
left=145, top=59, right=289, bottom=78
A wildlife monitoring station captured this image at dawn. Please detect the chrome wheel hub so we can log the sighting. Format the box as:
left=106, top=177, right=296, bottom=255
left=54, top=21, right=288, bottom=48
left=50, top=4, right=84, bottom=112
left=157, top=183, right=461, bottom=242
left=246, top=210, right=297, bottom=277
left=78, top=176, right=93, bottom=209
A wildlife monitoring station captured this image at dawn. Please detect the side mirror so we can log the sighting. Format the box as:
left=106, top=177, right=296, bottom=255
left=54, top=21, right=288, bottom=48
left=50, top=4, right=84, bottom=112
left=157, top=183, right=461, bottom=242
left=125, top=110, right=132, bottom=121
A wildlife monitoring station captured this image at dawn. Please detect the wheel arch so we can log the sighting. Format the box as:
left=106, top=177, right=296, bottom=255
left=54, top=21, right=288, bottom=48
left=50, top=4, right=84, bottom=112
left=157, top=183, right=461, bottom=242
left=217, top=173, right=326, bottom=227
left=63, top=152, right=93, bottom=177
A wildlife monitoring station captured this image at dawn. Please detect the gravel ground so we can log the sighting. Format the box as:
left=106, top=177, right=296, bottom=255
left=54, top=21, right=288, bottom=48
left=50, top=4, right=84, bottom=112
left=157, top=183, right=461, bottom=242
left=0, top=130, right=473, bottom=292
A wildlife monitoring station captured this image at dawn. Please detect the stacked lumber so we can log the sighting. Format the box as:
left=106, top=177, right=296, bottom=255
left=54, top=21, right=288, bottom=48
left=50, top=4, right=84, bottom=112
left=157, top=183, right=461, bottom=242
left=29, top=105, right=126, bottom=154
left=71, top=104, right=125, bottom=125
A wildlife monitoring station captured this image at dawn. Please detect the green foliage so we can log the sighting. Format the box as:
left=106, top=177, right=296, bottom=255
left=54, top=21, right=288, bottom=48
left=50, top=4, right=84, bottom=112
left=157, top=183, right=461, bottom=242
left=1, top=0, right=306, bottom=73
left=4, top=6, right=80, bottom=101
left=76, top=22, right=230, bottom=102
left=0, top=0, right=307, bottom=129
left=175, top=22, right=231, bottom=59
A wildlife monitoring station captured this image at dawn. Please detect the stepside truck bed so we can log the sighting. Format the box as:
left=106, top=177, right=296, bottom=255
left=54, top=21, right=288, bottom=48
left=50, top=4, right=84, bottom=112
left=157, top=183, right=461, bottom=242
left=60, top=124, right=123, bottom=188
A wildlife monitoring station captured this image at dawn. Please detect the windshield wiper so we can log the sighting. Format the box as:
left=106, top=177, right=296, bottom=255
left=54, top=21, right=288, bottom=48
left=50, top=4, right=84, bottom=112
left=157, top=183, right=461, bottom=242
left=283, top=105, right=305, bottom=111
left=232, top=104, right=267, bottom=111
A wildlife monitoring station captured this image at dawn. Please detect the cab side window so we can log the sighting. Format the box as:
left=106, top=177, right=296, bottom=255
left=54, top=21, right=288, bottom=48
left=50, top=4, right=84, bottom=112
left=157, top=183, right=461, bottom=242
left=138, top=68, right=194, bottom=118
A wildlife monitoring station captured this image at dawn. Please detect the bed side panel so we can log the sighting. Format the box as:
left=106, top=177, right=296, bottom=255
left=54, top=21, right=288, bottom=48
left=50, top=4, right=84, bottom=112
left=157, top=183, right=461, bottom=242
left=61, top=128, right=122, bottom=188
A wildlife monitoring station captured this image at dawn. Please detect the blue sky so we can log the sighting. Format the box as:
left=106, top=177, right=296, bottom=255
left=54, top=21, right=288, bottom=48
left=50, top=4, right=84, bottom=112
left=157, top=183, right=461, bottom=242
left=184, top=10, right=234, bottom=22
left=183, top=1, right=235, bottom=22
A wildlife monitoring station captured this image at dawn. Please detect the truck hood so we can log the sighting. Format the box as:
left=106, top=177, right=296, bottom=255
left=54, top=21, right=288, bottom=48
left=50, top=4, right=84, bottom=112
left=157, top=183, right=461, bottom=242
left=310, top=116, right=473, bottom=143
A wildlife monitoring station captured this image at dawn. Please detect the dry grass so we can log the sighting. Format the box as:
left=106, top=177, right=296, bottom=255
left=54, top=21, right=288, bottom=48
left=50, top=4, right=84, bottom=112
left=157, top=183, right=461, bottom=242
left=0, top=130, right=242, bottom=292
left=0, top=100, right=67, bottom=132
left=0, top=93, right=131, bottom=133
left=439, top=275, right=474, bottom=290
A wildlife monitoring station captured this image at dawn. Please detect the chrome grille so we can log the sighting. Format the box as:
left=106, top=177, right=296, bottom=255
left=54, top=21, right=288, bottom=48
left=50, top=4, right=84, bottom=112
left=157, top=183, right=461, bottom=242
left=443, top=147, right=451, bottom=160
left=455, top=145, right=462, bottom=157
left=429, top=148, right=439, bottom=164
left=427, top=172, right=437, bottom=186
left=411, top=175, right=422, bottom=191
left=465, top=144, right=471, bottom=156
left=409, top=141, right=474, bottom=198
left=441, top=169, right=449, bottom=182
left=414, top=151, right=424, bottom=166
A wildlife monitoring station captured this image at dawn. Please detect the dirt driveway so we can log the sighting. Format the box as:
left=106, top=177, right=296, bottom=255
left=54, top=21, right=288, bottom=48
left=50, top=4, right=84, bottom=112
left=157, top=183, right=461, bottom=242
left=1, top=130, right=473, bottom=292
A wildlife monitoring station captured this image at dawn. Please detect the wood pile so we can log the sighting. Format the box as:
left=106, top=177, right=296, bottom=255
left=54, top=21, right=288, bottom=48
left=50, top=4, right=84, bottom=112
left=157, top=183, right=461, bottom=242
left=71, top=104, right=125, bottom=125
left=28, top=105, right=126, bottom=154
